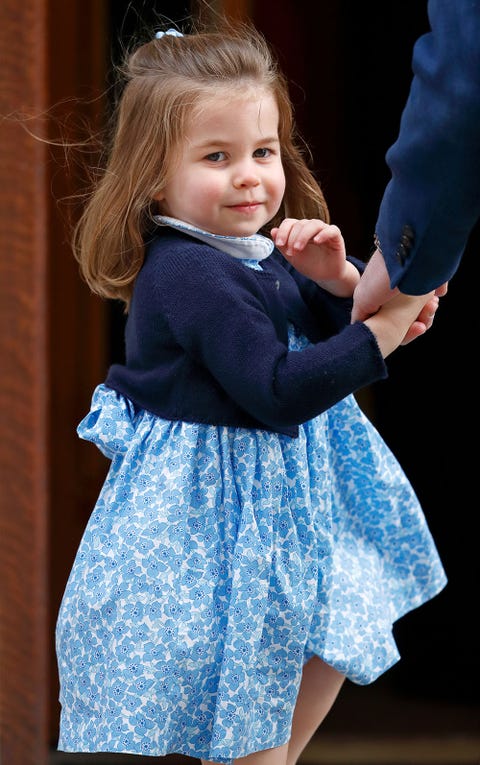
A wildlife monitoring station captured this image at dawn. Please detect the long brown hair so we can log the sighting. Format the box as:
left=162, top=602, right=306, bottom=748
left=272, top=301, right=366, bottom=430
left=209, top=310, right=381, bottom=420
left=74, top=23, right=329, bottom=308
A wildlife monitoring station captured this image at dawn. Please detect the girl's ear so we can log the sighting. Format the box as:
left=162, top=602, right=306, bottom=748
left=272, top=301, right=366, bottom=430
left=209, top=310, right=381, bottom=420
left=153, top=191, right=165, bottom=202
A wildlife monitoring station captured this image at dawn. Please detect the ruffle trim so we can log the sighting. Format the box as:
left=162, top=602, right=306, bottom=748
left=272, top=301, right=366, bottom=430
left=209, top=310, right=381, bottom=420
left=77, top=385, right=139, bottom=459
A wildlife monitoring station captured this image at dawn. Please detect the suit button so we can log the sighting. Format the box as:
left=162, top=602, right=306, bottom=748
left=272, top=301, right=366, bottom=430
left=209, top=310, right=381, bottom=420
left=275, top=280, right=280, bottom=289
left=396, top=244, right=407, bottom=265
left=396, top=225, right=414, bottom=265
left=400, top=224, right=414, bottom=246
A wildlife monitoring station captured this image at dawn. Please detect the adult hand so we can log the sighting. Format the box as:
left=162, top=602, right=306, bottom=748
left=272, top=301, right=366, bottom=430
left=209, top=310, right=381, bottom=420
left=351, top=248, right=397, bottom=321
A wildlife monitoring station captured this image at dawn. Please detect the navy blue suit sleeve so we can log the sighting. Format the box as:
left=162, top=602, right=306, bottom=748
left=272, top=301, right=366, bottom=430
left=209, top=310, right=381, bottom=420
left=376, top=0, right=480, bottom=294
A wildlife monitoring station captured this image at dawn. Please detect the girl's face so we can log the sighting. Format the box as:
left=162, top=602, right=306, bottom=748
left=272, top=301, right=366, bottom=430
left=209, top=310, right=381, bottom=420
left=155, top=90, right=286, bottom=237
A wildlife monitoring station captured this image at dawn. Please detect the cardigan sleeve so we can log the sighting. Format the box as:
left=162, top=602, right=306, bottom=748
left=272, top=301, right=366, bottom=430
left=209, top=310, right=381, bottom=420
left=275, top=250, right=365, bottom=335
left=138, top=241, right=387, bottom=430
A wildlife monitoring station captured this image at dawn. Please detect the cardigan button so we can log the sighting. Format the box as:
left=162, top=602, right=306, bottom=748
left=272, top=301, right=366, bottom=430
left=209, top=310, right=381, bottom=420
left=275, top=279, right=280, bottom=290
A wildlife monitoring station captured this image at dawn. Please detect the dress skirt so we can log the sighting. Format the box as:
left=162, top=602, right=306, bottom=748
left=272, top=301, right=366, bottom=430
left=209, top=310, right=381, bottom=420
left=56, top=332, right=447, bottom=763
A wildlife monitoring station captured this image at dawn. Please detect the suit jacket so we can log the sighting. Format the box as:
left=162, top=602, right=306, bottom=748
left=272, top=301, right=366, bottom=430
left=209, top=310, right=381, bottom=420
left=375, top=0, right=480, bottom=294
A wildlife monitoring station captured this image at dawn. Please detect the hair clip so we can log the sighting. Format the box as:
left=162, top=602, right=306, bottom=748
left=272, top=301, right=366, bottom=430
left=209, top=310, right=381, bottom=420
left=155, top=28, right=183, bottom=39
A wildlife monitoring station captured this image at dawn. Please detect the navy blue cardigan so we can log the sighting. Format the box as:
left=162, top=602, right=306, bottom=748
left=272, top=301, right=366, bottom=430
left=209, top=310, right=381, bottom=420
left=105, top=229, right=387, bottom=437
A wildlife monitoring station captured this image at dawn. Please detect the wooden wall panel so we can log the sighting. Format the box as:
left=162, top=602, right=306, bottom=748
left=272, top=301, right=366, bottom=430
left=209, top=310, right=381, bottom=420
left=0, top=3, right=50, bottom=763
left=0, top=1, right=109, bottom=762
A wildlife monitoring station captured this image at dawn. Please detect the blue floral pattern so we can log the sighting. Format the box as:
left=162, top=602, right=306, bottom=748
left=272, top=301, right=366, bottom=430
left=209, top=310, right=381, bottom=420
left=56, top=324, right=446, bottom=763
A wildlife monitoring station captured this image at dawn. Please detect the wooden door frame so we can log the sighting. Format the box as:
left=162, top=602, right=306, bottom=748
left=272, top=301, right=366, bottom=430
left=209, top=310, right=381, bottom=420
left=0, top=1, right=108, bottom=763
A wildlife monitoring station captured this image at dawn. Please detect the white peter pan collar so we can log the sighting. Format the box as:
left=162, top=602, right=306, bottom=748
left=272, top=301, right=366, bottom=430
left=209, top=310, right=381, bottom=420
left=154, top=215, right=274, bottom=262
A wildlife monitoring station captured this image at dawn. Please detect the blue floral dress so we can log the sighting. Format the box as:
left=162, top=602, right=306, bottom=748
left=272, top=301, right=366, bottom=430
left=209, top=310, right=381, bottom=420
left=56, top=221, right=447, bottom=763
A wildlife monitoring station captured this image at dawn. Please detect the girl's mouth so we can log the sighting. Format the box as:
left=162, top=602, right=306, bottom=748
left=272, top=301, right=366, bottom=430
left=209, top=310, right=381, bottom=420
left=228, top=202, right=261, bottom=213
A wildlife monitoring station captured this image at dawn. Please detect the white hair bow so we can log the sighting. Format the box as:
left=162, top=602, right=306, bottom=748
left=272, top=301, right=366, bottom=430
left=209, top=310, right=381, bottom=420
left=155, top=28, right=183, bottom=39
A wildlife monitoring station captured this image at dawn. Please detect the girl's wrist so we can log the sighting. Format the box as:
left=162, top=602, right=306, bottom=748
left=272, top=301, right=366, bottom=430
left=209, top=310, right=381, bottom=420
left=315, top=261, right=360, bottom=297
left=364, top=314, right=398, bottom=358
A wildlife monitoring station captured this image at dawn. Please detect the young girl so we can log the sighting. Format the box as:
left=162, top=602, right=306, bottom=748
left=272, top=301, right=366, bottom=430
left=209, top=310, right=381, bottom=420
left=56, top=23, right=446, bottom=765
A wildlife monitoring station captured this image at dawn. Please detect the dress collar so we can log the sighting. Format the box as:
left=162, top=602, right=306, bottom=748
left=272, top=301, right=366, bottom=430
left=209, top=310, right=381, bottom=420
left=154, top=215, right=274, bottom=262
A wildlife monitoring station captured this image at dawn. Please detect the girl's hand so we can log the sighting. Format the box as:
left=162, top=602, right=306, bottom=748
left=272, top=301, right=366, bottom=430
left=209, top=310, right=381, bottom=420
left=271, top=218, right=360, bottom=297
left=351, top=248, right=445, bottom=344
left=400, top=293, right=440, bottom=345
left=365, top=291, right=436, bottom=358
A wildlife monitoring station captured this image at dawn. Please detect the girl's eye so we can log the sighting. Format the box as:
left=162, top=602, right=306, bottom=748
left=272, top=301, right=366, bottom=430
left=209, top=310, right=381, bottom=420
left=253, top=148, right=271, bottom=158
left=205, top=151, right=226, bottom=162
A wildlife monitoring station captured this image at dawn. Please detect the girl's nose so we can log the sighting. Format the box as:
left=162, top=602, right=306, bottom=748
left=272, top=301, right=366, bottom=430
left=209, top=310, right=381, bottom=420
left=232, top=161, right=261, bottom=188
